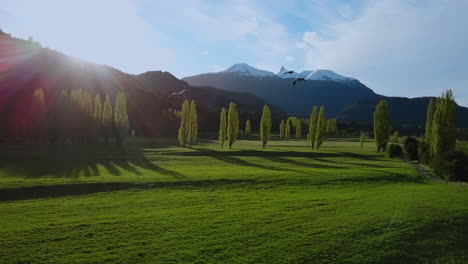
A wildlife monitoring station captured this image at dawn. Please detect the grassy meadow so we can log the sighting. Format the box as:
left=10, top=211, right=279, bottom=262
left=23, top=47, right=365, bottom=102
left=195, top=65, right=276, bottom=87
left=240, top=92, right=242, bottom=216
left=0, top=138, right=467, bottom=263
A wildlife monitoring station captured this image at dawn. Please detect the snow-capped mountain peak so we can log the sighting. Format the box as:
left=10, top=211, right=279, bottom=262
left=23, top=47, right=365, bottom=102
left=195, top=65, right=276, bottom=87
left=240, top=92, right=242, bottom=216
left=277, top=66, right=289, bottom=75
left=305, top=70, right=354, bottom=82
left=220, top=63, right=355, bottom=83
left=276, top=66, right=354, bottom=83
left=224, top=63, right=275, bottom=77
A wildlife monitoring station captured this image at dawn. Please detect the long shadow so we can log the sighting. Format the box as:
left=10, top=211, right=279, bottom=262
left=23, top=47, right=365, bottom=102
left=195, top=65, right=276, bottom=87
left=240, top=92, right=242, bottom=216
left=0, top=143, right=185, bottom=180
left=184, top=148, right=385, bottom=171
left=262, top=156, right=344, bottom=170
left=0, top=169, right=426, bottom=202
left=168, top=149, right=381, bottom=162
left=312, top=157, right=393, bottom=169
left=0, top=178, right=260, bottom=201
left=327, top=171, right=425, bottom=184
left=192, top=148, right=308, bottom=173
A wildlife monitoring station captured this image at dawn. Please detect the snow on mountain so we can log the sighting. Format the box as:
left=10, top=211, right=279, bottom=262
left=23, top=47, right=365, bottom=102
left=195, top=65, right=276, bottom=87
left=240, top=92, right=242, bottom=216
left=305, top=70, right=354, bottom=82
left=224, top=63, right=276, bottom=77
left=277, top=66, right=291, bottom=76
left=221, top=63, right=354, bottom=83
left=276, top=66, right=313, bottom=79
left=276, top=66, right=354, bottom=83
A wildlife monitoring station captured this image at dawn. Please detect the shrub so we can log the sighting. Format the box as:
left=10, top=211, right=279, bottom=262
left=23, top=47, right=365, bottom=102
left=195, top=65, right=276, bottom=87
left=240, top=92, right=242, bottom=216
left=403, top=137, right=419, bottom=160
left=431, top=151, right=468, bottom=182
left=418, top=140, right=432, bottom=164
left=387, top=143, right=403, bottom=158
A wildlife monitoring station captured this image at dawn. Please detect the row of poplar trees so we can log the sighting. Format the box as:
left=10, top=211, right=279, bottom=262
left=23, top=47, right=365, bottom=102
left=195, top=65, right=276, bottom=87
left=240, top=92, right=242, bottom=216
left=219, top=103, right=271, bottom=149
left=178, top=100, right=198, bottom=148
left=278, top=117, right=337, bottom=141
left=372, top=89, right=457, bottom=154
left=218, top=103, right=334, bottom=150
left=8, top=88, right=129, bottom=144
left=59, top=89, right=129, bottom=144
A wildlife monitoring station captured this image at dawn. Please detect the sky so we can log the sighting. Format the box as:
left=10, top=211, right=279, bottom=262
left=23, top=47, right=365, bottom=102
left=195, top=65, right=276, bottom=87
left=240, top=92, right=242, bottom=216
left=1, top=0, right=468, bottom=106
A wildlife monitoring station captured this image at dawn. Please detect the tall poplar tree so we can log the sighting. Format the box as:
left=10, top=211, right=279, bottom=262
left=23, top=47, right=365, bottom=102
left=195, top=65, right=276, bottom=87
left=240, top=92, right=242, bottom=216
left=424, top=98, right=435, bottom=151
left=260, top=105, right=272, bottom=148
left=285, top=118, right=291, bottom=139
left=373, top=100, right=391, bottom=151
left=309, top=106, right=318, bottom=149
left=102, top=95, right=113, bottom=143
left=227, top=102, right=239, bottom=149
left=315, top=106, right=326, bottom=149
left=219, top=107, right=227, bottom=148
left=360, top=132, right=366, bottom=149
left=245, top=120, right=251, bottom=136
left=279, top=119, right=285, bottom=139
left=32, top=88, right=46, bottom=140
left=178, top=100, right=190, bottom=146
left=295, top=119, right=301, bottom=139
left=328, top=119, right=337, bottom=135
left=83, top=91, right=93, bottom=118
left=431, top=90, right=456, bottom=156
left=93, top=94, right=103, bottom=140
left=94, top=94, right=103, bottom=123
left=114, top=92, right=129, bottom=144
left=188, top=100, right=197, bottom=148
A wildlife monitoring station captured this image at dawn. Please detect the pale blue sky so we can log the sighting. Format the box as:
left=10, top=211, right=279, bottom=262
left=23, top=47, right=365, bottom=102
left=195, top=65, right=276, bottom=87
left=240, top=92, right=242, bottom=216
left=1, top=0, right=468, bottom=106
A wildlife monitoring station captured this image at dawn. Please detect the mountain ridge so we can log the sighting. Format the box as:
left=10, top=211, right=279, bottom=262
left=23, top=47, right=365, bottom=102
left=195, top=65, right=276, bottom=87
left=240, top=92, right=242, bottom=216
left=0, top=32, right=285, bottom=139
left=183, top=63, right=468, bottom=128
left=183, top=67, right=376, bottom=118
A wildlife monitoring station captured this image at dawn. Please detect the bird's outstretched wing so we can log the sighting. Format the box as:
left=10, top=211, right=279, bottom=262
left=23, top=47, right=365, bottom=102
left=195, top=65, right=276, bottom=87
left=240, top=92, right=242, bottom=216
left=283, top=70, right=294, bottom=75
left=180, top=88, right=190, bottom=95
left=292, top=78, right=305, bottom=86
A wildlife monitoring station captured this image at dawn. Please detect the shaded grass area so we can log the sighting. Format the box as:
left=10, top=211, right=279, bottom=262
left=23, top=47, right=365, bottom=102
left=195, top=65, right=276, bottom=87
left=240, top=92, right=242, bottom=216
left=0, top=138, right=467, bottom=263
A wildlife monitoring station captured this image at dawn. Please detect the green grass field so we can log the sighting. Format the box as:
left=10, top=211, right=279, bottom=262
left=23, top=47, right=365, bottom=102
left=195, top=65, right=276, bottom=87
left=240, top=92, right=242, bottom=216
left=1, top=138, right=467, bottom=264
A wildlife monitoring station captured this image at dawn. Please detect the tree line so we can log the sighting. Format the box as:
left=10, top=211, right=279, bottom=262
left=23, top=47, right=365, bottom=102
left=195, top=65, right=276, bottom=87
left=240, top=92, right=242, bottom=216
left=371, top=89, right=466, bottom=181
left=8, top=88, right=130, bottom=144
left=211, top=103, right=337, bottom=149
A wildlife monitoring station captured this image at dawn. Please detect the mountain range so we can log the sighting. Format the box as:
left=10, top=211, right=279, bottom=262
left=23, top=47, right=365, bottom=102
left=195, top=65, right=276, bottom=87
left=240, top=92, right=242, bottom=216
left=184, top=63, right=375, bottom=118
left=0, top=29, right=467, bottom=139
left=184, top=63, right=468, bottom=127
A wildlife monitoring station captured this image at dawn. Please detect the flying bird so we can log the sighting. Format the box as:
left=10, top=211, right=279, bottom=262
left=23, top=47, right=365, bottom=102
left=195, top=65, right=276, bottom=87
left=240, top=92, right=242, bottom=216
left=292, top=78, right=306, bottom=86
left=283, top=70, right=294, bottom=75
left=168, top=89, right=190, bottom=97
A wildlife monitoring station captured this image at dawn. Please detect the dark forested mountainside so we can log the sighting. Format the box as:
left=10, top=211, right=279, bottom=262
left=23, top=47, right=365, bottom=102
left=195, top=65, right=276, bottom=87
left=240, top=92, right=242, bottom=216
left=0, top=32, right=284, bottom=141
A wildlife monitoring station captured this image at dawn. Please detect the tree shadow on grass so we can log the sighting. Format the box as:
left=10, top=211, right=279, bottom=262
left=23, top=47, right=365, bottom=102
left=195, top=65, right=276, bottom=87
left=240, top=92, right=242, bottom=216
left=174, top=148, right=385, bottom=171
left=191, top=148, right=311, bottom=174
left=169, top=149, right=381, bottom=161
left=311, top=157, right=394, bottom=169
left=261, top=156, right=344, bottom=170
left=0, top=144, right=185, bottom=180
left=0, top=178, right=261, bottom=201
left=329, top=170, right=425, bottom=185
